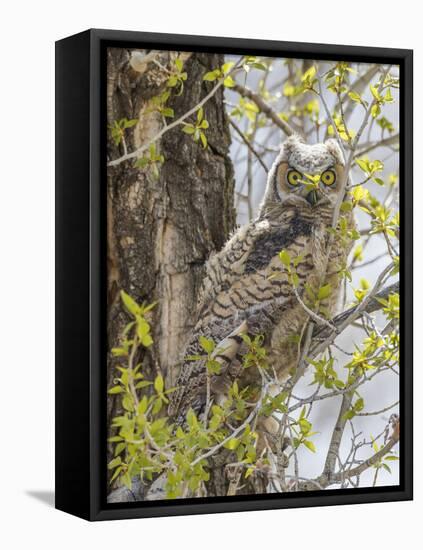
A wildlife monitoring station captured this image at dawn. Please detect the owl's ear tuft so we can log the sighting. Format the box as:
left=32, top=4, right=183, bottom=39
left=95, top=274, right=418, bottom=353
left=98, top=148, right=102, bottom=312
left=280, top=134, right=304, bottom=160
left=325, top=138, right=344, bottom=165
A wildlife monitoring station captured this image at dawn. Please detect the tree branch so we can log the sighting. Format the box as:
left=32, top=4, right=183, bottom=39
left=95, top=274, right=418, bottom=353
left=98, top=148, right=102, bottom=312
left=229, top=118, right=269, bottom=172
left=355, top=133, right=399, bottom=158
left=312, top=280, right=399, bottom=344
left=322, top=390, right=354, bottom=482
left=108, top=58, right=244, bottom=167
left=309, top=264, right=395, bottom=360
left=231, top=82, right=295, bottom=137
left=343, top=65, right=380, bottom=121
left=298, top=428, right=399, bottom=491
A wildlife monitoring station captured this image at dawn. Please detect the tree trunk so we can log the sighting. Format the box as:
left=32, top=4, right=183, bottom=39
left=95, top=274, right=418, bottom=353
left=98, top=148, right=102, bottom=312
left=106, top=48, right=236, bottom=493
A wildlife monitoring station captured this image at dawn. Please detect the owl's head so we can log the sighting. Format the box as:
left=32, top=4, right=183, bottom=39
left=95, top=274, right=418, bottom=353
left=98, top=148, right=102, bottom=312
left=259, top=135, right=347, bottom=220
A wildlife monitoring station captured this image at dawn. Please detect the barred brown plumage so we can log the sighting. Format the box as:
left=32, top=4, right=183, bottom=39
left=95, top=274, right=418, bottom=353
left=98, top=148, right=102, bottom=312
left=168, top=135, right=355, bottom=424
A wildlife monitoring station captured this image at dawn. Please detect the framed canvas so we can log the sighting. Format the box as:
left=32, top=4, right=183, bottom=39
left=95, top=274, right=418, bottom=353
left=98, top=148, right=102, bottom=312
left=55, top=29, right=413, bottom=521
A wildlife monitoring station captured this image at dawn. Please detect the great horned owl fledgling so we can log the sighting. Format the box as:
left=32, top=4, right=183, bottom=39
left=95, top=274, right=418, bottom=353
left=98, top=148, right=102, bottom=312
left=168, top=135, right=354, bottom=423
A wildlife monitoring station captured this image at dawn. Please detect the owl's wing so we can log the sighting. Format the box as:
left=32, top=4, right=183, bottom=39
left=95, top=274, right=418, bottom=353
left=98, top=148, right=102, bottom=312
left=169, top=215, right=313, bottom=421
left=196, top=212, right=310, bottom=310
left=195, top=219, right=270, bottom=317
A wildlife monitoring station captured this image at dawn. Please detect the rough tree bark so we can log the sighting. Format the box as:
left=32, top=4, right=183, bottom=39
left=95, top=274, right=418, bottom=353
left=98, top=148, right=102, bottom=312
left=106, top=48, right=236, bottom=495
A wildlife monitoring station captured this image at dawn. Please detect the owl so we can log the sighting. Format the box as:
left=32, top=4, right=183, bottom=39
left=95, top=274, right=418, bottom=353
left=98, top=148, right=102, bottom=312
left=168, top=135, right=354, bottom=425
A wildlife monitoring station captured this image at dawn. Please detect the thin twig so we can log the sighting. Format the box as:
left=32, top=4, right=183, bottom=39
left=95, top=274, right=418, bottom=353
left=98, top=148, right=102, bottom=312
left=315, top=77, right=347, bottom=161
left=355, top=133, right=399, bottom=158
left=232, top=82, right=295, bottom=136
left=108, top=58, right=244, bottom=167
left=356, top=400, right=399, bottom=417
left=293, top=285, right=337, bottom=332
left=190, top=382, right=270, bottom=467
left=229, top=118, right=269, bottom=172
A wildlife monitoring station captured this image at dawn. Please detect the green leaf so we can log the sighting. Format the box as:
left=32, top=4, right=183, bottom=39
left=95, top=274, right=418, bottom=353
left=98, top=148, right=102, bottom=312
left=141, top=301, right=157, bottom=314
left=251, top=62, right=267, bottom=71
left=223, top=438, right=240, bottom=451
left=137, top=317, right=150, bottom=339
left=108, top=456, right=122, bottom=469
left=134, top=157, right=149, bottom=169
left=114, top=442, right=126, bottom=456
left=317, top=284, right=332, bottom=301
left=371, top=103, right=381, bottom=118
left=303, top=440, right=316, bottom=453
left=203, top=71, right=219, bottom=82
left=141, top=333, right=153, bottom=347
left=121, top=290, right=140, bottom=316
left=109, top=466, right=123, bottom=483
left=154, top=374, right=164, bottom=394
left=182, top=124, right=195, bottom=135
left=137, top=395, right=148, bottom=414
left=279, top=249, right=291, bottom=268
left=167, top=75, right=178, bottom=87
left=122, top=395, right=134, bottom=412
left=370, top=85, right=381, bottom=101
left=302, top=66, right=316, bottom=83
left=135, top=380, right=152, bottom=390
left=356, top=158, right=369, bottom=173
left=352, top=244, right=363, bottom=262
left=354, top=397, right=364, bottom=412
left=348, top=91, right=362, bottom=103
left=161, top=107, right=174, bottom=118
left=298, top=418, right=312, bottom=435
left=245, top=467, right=255, bottom=479
left=199, top=335, right=215, bottom=354
left=123, top=118, right=138, bottom=128
left=186, top=408, right=198, bottom=429
left=384, top=88, right=394, bottom=103
left=108, top=386, right=124, bottom=394
left=112, top=348, right=128, bottom=357
left=122, top=472, right=132, bottom=489
left=222, top=62, right=235, bottom=74
left=341, top=201, right=353, bottom=213
left=175, top=58, right=183, bottom=72
left=342, top=409, right=355, bottom=421
left=176, top=426, right=185, bottom=439
left=200, top=132, right=207, bottom=149
left=223, top=75, right=235, bottom=88
left=108, top=436, right=123, bottom=443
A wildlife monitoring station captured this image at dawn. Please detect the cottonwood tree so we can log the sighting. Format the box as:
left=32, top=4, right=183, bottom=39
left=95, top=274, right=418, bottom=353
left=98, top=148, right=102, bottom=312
left=106, top=48, right=235, bottom=469
left=106, top=51, right=400, bottom=501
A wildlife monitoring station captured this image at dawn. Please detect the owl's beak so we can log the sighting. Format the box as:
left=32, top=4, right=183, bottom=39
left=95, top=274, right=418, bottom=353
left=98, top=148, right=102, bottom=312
left=305, top=189, right=321, bottom=206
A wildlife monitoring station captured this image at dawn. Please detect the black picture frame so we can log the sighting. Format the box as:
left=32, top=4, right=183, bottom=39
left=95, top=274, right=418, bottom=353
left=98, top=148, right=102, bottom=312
left=55, top=28, right=413, bottom=521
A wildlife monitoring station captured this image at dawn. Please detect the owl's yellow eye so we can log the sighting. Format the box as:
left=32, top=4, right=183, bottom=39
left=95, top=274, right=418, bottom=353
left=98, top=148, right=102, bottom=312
left=287, top=169, right=302, bottom=187
left=321, top=169, right=336, bottom=186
